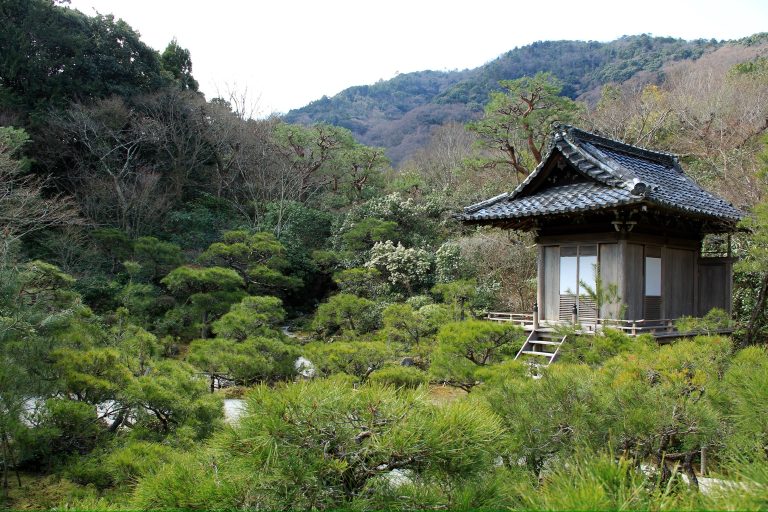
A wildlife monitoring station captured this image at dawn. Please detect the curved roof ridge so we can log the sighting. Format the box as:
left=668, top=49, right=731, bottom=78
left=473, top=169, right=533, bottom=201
left=557, top=134, right=630, bottom=187
left=507, top=144, right=558, bottom=200
left=463, top=192, right=509, bottom=214
left=558, top=124, right=679, bottom=165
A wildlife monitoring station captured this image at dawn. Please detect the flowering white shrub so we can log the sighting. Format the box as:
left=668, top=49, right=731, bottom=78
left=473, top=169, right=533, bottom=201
left=366, top=240, right=432, bottom=293
left=434, top=242, right=470, bottom=283
left=364, top=192, right=439, bottom=221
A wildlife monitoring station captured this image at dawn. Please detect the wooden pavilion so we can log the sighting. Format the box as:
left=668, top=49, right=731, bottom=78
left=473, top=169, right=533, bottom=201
left=459, top=125, right=743, bottom=349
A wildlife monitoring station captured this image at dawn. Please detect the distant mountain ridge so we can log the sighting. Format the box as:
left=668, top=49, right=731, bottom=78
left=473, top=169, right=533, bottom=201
left=284, top=34, right=760, bottom=165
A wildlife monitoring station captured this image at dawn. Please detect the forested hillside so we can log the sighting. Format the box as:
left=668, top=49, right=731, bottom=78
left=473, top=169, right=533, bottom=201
left=285, top=35, right=768, bottom=163
left=3, top=0, right=768, bottom=509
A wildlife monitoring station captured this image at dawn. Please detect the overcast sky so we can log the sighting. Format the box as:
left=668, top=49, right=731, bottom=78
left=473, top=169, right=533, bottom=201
left=67, top=0, right=768, bottom=115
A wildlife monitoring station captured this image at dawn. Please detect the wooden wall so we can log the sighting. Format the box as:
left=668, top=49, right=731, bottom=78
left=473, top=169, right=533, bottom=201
left=664, top=248, right=696, bottom=318
left=534, top=230, right=735, bottom=321
left=599, top=244, right=620, bottom=318
left=625, top=244, right=644, bottom=320
left=697, top=258, right=733, bottom=315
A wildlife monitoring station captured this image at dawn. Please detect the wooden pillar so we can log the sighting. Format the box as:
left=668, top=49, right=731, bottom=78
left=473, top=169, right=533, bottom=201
left=693, top=244, right=700, bottom=316
left=660, top=245, right=668, bottom=320
left=537, top=245, right=545, bottom=320
left=726, top=235, right=734, bottom=315
left=617, top=239, right=628, bottom=320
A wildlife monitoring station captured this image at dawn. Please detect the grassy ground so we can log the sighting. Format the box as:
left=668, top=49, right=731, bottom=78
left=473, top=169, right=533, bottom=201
left=427, top=383, right=467, bottom=404
left=3, top=473, right=86, bottom=509
left=3, top=472, right=132, bottom=510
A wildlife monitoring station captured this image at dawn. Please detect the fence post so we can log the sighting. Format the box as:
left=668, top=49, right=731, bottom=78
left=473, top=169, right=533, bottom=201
left=631, top=321, right=637, bottom=336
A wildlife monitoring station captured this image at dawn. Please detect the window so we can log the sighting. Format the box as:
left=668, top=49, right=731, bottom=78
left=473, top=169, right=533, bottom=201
left=645, top=257, right=661, bottom=296
left=559, top=247, right=578, bottom=294
left=559, top=246, right=597, bottom=295
left=579, top=246, right=597, bottom=294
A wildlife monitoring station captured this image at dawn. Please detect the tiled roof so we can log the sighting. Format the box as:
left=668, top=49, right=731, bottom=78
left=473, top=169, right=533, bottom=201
left=460, top=125, right=744, bottom=227
left=465, top=182, right=636, bottom=221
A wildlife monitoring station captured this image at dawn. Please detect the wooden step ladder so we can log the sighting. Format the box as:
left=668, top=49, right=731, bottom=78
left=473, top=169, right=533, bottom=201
left=514, top=329, right=567, bottom=366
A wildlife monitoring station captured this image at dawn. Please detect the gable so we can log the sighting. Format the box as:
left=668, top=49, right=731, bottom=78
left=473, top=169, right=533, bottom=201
left=514, top=152, right=595, bottom=199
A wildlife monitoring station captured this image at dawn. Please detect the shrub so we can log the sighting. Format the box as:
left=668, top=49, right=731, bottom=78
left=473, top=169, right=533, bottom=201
left=18, top=399, right=104, bottom=466
left=106, top=440, right=177, bottom=485
left=211, top=295, right=285, bottom=341
left=526, top=452, right=675, bottom=510
left=405, top=294, right=433, bottom=309
left=133, top=380, right=505, bottom=510
left=557, top=328, right=654, bottom=366
left=366, top=240, right=432, bottom=294
left=65, top=454, right=114, bottom=489
left=598, top=337, right=730, bottom=481
left=124, top=360, right=223, bottom=440
left=675, top=307, right=732, bottom=335
left=703, top=456, right=768, bottom=510
left=430, top=320, right=524, bottom=391
left=303, top=340, right=393, bottom=379
left=481, top=363, right=605, bottom=475
left=131, top=451, right=232, bottom=509
left=714, top=345, right=768, bottom=460
left=333, top=267, right=383, bottom=298
left=312, top=293, right=379, bottom=336
left=368, top=365, right=429, bottom=388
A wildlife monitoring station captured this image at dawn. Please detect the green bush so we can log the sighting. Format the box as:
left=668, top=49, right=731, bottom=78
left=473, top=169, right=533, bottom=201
left=368, top=365, right=429, bottom=388
left=703, top=456, right=768, bottom=510
left=405, top=294, right=434, bottom=309
left=597, top=336, right=729, bottom=479
left=675, top=307, right=732, bottom=334
left=430, top=320, right=524, bottom=391
left=312, top=293, right=379, bottom=337
left=714, top=345, right=768, bottom=460
left=526, top=452, right=686, bottom=510
left=481, top=363, right=605, bottom=475
left=18, top=399, right=104, bottom=466
left=350, top=461, right=533, bottom=511
left=105, top=440, right=177, bottom=485
left=132, top=451, right=232, bottom=509
left=133, top=380, right=505, bottom=510
left=382, top=303, right=431, bottom=346
left=303, top=340, right=393, bottom=379
left=557, top=328, right=654, bottom=365
left=64, top=454, right=114, bottom=489
left=211, top=295, right=286, bottom=341
left=124, top=360, right=224, bottom=440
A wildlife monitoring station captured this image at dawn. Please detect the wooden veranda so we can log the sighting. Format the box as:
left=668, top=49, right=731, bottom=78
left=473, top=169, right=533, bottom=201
left=486, top=311, right=735, bottom=340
